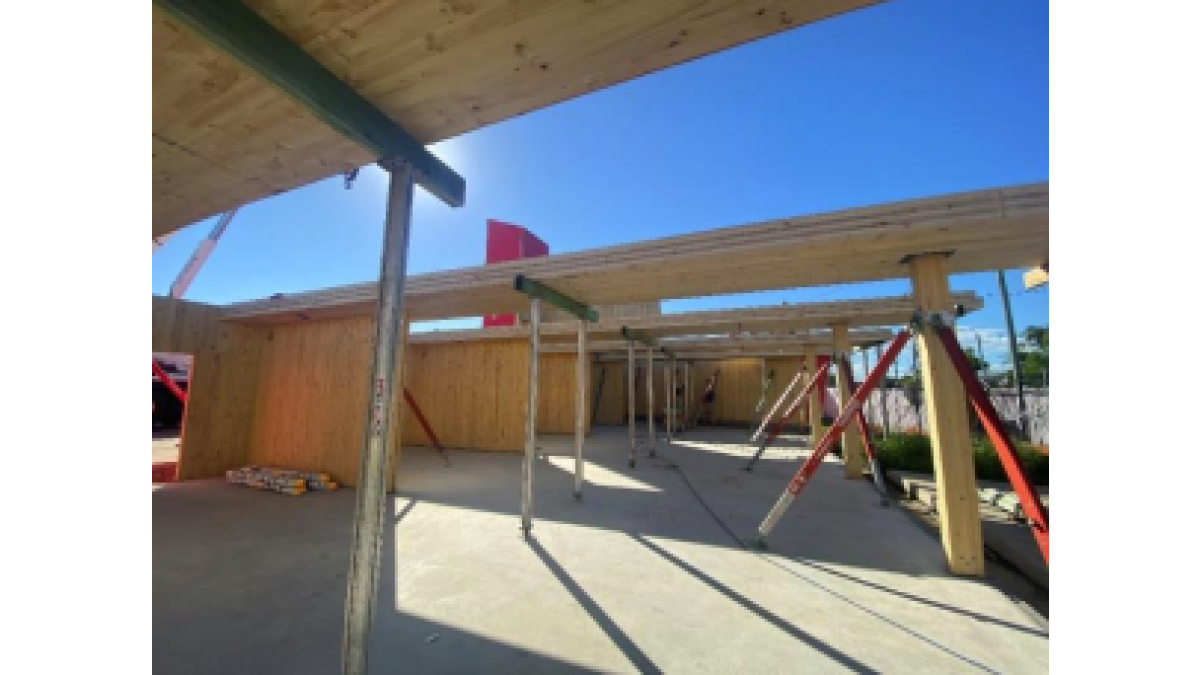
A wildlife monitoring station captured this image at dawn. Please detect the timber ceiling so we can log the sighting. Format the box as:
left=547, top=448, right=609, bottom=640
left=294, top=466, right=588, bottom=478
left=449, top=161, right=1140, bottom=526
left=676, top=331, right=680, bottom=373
left=154, top=0, right=880, bottom=236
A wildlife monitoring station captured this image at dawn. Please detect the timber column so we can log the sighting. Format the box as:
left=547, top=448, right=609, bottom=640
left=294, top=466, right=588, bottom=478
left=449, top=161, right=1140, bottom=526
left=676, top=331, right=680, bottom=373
left=832, top=323, right=865, bottom=479
left=805, top=345, right=825, bottom=450
left=909, top=253, right=985, bottom=576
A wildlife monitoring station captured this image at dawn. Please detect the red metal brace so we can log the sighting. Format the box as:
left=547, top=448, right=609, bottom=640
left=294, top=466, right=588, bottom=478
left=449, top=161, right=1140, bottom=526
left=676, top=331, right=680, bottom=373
left=152, top=359, right=187, bottom=403
left=755, top=329, right=912, bottom=545
left=743, top=357, right=831, bottom=471
left=934, top=325, right=1049, bottom=563
left=839, top=356, right=889, bottom=505
left=403, top=388, right=450, bottom=467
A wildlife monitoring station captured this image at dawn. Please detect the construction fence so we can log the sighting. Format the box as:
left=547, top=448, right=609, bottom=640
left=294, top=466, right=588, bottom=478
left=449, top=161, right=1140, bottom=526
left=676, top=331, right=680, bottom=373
left=859, top=386, right=1049, bottom=446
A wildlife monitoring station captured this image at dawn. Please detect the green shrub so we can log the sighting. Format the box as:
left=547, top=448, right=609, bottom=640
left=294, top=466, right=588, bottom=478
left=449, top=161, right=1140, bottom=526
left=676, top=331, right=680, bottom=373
left=972, top=436, right=1049, bottom=485
left=875, top=432, right=934, bottom=474
left=874, top=432, right=1048, bottom=485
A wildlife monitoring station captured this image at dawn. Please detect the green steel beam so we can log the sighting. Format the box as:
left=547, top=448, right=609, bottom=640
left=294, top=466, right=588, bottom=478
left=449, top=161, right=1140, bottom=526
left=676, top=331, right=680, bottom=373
left=621, top=327, right=674, bottom=358
left=155, top=0, right=465, bottom=207
left=621, top=327, right=657, bottom=346
left=513, top=275, right=598, bottom=322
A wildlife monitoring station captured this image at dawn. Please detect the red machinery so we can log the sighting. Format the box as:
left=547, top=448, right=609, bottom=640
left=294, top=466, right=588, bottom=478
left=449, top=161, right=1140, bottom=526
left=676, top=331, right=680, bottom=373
left=482, top=220, right=549, bottom=327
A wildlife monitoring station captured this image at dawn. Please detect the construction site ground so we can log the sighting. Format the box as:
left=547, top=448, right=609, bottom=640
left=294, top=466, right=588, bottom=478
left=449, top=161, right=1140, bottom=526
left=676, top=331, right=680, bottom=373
left=152, top=430, right=181, bottom=464
left=153, top=427, right=1049, bottom=673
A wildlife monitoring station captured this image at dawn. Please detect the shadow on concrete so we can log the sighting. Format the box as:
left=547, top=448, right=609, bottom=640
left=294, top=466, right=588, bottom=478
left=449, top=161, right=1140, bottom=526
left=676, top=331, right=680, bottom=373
left=794, top=558, right=1047, bottom=639
left=528, top=538, right=662, bottom=674
left=370, top=517, right=609, bottom=674
left=631, top=533, right=877, bottom=673
left=153, top=485, right=601, bottom=674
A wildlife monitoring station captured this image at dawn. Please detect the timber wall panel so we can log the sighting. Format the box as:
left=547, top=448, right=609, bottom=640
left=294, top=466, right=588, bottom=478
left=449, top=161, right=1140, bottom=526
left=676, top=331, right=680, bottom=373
left=591, top=361, right=627, bottom=425
left=537, top=353, right=590, bottom=434
left=248, top=317, right=381, bottom=485
left=403, top=339, right=529, bottom=453
left=763, top=357, right=810, bottom=429
left=688, top=358, right=807, bottom=426
left=153, top=296, right=265, bottom=479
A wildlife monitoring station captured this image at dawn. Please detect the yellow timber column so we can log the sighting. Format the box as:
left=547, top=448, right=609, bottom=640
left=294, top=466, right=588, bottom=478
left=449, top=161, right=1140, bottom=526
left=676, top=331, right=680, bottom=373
left=832, top=323, right=865, bottom=479
left=804, top=345, right=825, bottom=450
left=909, top=253, right=985, bottom=576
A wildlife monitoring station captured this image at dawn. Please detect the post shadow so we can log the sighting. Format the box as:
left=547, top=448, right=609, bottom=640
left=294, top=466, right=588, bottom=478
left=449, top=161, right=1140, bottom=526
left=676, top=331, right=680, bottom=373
left=528, top=538, right=662, bottom=674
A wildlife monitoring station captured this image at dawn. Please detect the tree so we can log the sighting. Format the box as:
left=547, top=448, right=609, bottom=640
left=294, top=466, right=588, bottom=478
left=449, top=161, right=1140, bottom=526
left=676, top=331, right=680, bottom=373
left=963, top=346, right=989, bottom=373
left=1018, top=325, right=1049, bottom=386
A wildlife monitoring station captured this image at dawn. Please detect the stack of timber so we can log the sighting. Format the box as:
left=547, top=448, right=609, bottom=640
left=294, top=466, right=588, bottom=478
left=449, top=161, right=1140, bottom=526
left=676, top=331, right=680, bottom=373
left=225, top=466, right=339, bottom=495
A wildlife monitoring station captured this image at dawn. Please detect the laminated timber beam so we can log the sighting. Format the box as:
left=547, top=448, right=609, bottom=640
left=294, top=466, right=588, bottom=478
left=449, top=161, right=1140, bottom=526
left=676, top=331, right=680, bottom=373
left=621, top=327, right=674, bottom=359
left=539, top=329, right=894, bottom=355
left=220, top=183, right=1045, bottom=324
left=1024, top=263, right=1049, bottom=290
left=153, top=0, right=464, bottom=207
left=399, top=294, right=982, bottom=345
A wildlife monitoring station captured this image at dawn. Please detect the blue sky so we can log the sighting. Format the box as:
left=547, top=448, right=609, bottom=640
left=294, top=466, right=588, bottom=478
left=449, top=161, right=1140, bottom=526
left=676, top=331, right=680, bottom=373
left=152, top=0, right=1047, bottom=377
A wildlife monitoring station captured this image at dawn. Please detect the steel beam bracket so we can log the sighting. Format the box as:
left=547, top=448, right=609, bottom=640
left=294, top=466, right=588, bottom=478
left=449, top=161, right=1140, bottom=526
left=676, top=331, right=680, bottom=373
left=154, top=0, right=466, bottom=207
left=513, top=275, right=598, bottom=322
left=622, top=327, right=672, bottom=359
left=908, top=305, right=966, bottom=331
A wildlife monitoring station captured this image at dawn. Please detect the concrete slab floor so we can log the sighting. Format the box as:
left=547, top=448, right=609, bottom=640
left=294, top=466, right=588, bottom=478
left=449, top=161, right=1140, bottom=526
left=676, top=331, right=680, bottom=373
left=154, top=427, right=1048, bottom=674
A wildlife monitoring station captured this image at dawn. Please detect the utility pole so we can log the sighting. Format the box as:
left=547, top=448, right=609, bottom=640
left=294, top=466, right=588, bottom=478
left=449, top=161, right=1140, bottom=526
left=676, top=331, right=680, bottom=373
left=996, top=270, right=1028, bottom=439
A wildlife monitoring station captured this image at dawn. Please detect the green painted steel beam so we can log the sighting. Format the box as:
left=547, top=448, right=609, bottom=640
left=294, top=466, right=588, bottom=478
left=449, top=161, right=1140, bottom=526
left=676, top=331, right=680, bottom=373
left=621, top=327, right=674, bottom=358
left=513, top=275, right=597, bottom=322
left=621, top=327, right=656, bottom=346
left=155, top=0, right=465, bottom=207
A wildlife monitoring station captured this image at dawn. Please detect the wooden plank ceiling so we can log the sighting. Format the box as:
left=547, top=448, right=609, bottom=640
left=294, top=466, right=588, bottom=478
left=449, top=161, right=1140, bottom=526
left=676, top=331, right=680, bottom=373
left=154, top=0, right=881, bottom=237
left=221, top=182, right=1045, bottom=323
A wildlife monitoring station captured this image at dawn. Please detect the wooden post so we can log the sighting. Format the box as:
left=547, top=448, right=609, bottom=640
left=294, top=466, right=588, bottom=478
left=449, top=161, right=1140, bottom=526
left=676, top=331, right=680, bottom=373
left=805, top=345, right=824, bottom=450
left=909, top=253, right=985, bottom=576
left=832, top=323, right=865, bottom=479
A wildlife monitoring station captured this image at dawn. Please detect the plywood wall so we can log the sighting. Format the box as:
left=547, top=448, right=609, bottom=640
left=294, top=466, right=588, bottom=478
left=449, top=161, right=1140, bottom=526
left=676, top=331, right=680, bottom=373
left=152, top=296, right=266, bottom=480
left=591, top=361, right=628, bottom=425
left=405, top=339, right=529, bottom=453
left=685, top=357, right=810, bottom=427
left=248, top=316, right=387, bottom=486
left=245, top=318, right=613, bottom=486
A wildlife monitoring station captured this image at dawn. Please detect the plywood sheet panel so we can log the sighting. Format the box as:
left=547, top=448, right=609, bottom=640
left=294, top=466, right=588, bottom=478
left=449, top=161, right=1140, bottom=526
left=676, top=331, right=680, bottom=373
left=153, top=296, right=266, bottom=479
left=591, top=361, right=628, bottom=425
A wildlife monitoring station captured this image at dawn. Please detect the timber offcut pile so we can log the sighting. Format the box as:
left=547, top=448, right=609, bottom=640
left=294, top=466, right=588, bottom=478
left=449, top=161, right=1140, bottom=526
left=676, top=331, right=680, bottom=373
left=226, top=466, right=339, bottom=495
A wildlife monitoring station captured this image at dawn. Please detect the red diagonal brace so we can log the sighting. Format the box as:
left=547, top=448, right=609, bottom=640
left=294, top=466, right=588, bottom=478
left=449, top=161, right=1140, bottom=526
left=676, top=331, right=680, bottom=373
left=744, top=358, right=830, bottom=471
left=403, top=388, right=443, bottom=452
left=152, top=359, right=187, bottom=403
left=764, top=357, right=830, bottom=447
left=756, top=330, right=911, bottom=542
left=838, top=357, right=877, bottom=462
left=839, top=356, right=889, bottom=504
left=934, top=325, right=1049, bottom=563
